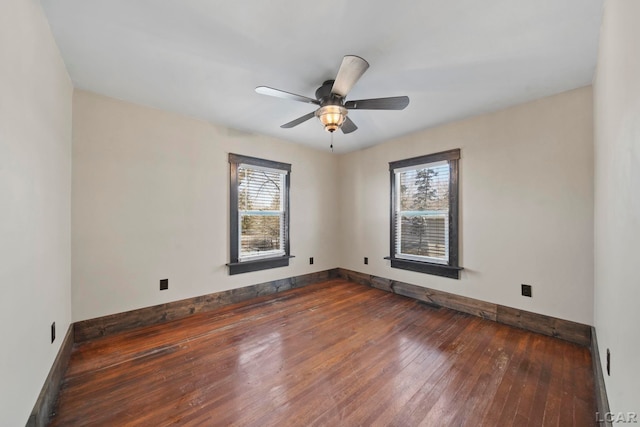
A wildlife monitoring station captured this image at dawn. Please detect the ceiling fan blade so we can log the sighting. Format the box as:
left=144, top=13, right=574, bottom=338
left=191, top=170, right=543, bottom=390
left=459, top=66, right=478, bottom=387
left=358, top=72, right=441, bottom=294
left=256, top=86, right=320, bottom=105
left=341, top=116, right=358, bottom=134
left=331, top=55, right=370, bottom=98
left=280, top=111, right=316, bottom=128
left=345, top=96, right=410, bottom=110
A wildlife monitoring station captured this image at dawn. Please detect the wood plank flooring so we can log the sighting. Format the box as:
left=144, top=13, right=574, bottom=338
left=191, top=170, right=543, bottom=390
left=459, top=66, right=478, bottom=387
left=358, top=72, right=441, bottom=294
left=50, top=279, right=597, bottom=426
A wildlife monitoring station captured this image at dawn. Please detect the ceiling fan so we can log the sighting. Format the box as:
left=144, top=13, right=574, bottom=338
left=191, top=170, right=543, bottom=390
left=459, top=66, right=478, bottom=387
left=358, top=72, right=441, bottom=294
left=255, top=55, right=410, bottom=134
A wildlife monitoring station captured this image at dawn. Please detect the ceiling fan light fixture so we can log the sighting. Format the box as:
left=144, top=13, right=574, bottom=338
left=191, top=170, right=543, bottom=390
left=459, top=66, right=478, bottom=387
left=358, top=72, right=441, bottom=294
left=315, top=105, right=348, bottom=132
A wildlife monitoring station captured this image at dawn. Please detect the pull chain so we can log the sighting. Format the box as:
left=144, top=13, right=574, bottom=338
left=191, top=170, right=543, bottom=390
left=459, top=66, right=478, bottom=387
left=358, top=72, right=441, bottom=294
left=330, top=132, right=334, bottom=152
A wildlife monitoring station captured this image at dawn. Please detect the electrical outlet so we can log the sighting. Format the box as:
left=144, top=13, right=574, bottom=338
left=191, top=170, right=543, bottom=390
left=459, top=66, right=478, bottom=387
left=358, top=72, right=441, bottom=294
left=607, top=348, right=611, bottom=376
left=160, top=278, right=168, bottom=291
left=309, top=257, right=314, bottom=265
left=51, top=322, right=56, bottom=343
left=364, top=257, right=369, bottom=265
left=521, top=284, right=532, bottom=297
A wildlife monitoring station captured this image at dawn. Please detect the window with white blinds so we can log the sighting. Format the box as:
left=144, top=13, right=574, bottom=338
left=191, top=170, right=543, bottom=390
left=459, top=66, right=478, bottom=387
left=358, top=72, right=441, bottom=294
left=238, top=164, right=286, bottom=261
left=388, top=149, right=462, bottom=279
left=395, top=161, right=450, bottom=264
left=228, top=154, right=291, bottom=275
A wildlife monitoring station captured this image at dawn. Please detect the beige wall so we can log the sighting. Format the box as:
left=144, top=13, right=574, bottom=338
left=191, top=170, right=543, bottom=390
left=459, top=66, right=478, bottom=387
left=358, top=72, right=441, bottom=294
left=72, top=90, right=340, bottom=321
left=338, top=87, right=594, bottom=325
left=594, top=0, right=640, bottom=416
left=0, top=0, right=73, bottom=425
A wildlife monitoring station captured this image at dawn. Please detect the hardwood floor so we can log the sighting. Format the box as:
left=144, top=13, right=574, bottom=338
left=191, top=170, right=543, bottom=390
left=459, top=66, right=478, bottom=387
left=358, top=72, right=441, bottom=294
left=50, top=279, right=596, bottom=426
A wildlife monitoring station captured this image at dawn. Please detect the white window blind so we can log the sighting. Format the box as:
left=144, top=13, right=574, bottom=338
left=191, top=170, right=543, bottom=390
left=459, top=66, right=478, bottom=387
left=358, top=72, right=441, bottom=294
left=395, top=160, right=450, bottom=264
left=238, top=164, right=286, bottom=261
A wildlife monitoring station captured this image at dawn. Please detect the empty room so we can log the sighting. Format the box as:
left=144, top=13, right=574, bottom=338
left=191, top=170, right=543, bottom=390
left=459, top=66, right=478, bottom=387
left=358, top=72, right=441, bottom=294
left=2, top=0, right=639, bottom=426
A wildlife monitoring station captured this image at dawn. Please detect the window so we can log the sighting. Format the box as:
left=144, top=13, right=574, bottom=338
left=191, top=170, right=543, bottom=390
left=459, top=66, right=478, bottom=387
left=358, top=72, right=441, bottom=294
left=227, top=154, right=292, bottom=275
left=387, top=149, right=462, bottom=279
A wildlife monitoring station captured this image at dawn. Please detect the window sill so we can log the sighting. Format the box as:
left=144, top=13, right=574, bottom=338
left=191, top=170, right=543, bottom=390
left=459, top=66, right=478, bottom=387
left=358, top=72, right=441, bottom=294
left=384, top=257, right=463, bottom=279
left=227, top=256, right=294, bottom=275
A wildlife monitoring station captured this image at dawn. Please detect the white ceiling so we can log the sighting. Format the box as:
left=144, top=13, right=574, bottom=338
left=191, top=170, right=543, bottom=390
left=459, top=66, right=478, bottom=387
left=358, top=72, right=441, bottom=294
left=40, top=0, right=604, bottom=153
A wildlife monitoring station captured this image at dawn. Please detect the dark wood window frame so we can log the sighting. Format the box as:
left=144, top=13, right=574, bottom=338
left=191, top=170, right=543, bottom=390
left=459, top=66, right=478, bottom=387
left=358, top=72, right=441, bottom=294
left=227, top=153, right=293, bottom=275
left=386, top=149, right=463, bottom=279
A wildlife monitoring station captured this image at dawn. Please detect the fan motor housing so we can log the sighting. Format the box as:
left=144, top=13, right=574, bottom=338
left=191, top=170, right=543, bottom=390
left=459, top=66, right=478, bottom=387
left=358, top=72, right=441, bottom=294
left=316, top=80, right=343, bottom=106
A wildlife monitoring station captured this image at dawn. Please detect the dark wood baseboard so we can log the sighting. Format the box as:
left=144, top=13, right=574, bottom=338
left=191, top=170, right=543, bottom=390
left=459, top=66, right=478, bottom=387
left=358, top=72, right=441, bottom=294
left=591, top=327, right=612, bottom=427
left=337, top=268, right=591, bottom=346
left=26, top=324, right=74, bottom=427
left=495, top=305, right=590, bottom=347
left=74, top=269, right=339, bottom=342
